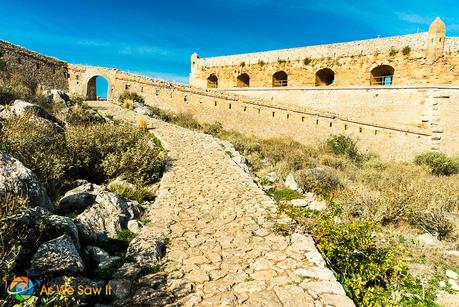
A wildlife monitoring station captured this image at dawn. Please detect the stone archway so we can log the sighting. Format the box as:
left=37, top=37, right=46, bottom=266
left=207, top=74, right=218, bottom=88
left=86, top=75, right=110, bottom=100
left=370, top=65, right=395, bottom=86
left=315, top=68, right=335, bottom=86
left=237, top=73, right=250, bottom=87
left=272, top=71, right=288, bottom=87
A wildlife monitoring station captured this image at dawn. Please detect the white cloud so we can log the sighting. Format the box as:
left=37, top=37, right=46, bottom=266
left=396, top=12, right=432, bottom=25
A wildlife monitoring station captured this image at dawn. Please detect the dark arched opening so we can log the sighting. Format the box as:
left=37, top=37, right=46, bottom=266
left=272, top=71, right=288, bottom=87
left=315, top=68, right=335, bottom=86
left=207, top=74, right=218, bottom=88
left=87, top=76, right=109, bottom=100
left=237, top=73, right=250, bottom=87
left=370, top=65, right=395, bottom=86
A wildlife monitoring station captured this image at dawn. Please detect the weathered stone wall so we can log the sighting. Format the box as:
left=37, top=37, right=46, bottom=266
left=190, top=48, right=459, bottom=88
left=226, top=86, right=459, bottom=133
left=0, top=40, right=68, bottom=91
left=68, top=65, right=459, bottom=161
left=190, top=19, right=459, bottom=88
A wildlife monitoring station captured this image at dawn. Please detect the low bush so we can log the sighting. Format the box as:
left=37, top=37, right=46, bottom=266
left=119, top=91, right=144, bottom=105
left=101, top=137, right=166, bottom=186
left=313, top=214, right=411, bottom=306
left=402, top=46, right=412, bottom=56
left=326, top=134, right=362, bottom=162
left=63, top=105, right=105, bottom=126
left=414, top=151, right=459, bottom=176
left=108, top=182, right=155, bottom=204
left=269, top=188, right=303, bottom=202
left=0, top=115, right=70, bottom=197
left=66, top=123, right=166, bottom=185
left=295, top=167, right=343, bottom=199
left=173, top=113, right=202, bottom=130
left=0, top=59, right=6, bottom=71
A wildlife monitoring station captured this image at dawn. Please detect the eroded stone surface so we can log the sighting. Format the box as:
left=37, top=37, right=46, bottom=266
left=88, top=102, right=354, bottom=306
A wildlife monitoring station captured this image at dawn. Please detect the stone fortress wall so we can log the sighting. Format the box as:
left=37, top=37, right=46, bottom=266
left=190, top=18, right=459, bottom=88
left=0, top=40, right=69, bottom=91
left=67, top=64, right=458, bottom=160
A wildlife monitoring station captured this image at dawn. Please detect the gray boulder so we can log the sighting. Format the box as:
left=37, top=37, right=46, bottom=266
left=86, top=246, right=120, bottom=269
left=0, top=151, right=53, bottom=211
left=134, top=105, right=153, bottom=116
left=46, top=89, right=72, bottom=107
left=56, top=182, right=104, bottom=214
left=126, top=236, right=166, bottom=267
left=28, top=234, right=84, bottom=276
left=74, top=190, right=133, bottom=242
left=108, top=279, right=132, bottom=300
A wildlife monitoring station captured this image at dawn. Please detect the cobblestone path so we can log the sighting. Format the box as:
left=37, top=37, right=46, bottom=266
left=88, top=102, right=354, bottom=307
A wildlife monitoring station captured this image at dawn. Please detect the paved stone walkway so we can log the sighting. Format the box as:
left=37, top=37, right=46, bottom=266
left=88, top=102, right=354, bottom=307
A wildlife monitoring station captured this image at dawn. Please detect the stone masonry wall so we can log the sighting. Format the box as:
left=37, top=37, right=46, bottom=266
left=0, top=40, right=69, bottom=91
left=66, top=65, right=459, bottom=161
left=191, top=49, right=459, bottom=88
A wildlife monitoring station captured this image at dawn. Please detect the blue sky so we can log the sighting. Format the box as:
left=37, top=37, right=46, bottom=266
left=1, top=0, right=458, bottom=85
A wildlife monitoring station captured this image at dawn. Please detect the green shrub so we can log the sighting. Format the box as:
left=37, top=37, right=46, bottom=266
left=101, top=137, right=166, bottom=186
left=313, top=215, right=408, bottom=306
left=258, top=60, right=265, bottom=66
left=389, top=48, right=398, bottom=56
left=303, top=57, right=311, bottom=65
left=202, top=122, right=223, bottom=136
left=326, top=134, right=361, bottom=162
left=70, top=95, right=86, bottom=106
left=66, top=123, right=165, bottom=184
left=0, top=116, right=69, bottom=198
left=64, top=105, right=104, bottom=126
left=295, top=167, right=343, bottom=199
left=173, top=113, right=202, bottom=130
left=240, top=61, right=246, bottom=67
left=0, top=59, right=6, bottom=71
left=119, top=91, right=144, bottom=105
left=147, top=106, right=173, bottom=122
left=116, top=229, right=136, bottom=242
left=269, top=188, right=303, bottom=202
left=414, top=151, right=459, bottom=176
left=108, top=182, right=155, bottom=204
left=402, top=46, right=411, bottom=56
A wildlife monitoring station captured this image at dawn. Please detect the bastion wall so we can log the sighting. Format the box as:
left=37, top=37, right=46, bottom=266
left=0, top=40, right=69, bottom=91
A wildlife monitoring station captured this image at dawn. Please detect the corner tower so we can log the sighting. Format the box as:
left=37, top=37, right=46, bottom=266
left=426, top=17, right=446, bottom=59
left=190, top=52, right=199, bottom=85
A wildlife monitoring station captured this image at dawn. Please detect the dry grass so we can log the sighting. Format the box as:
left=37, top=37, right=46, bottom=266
left=136, top=116, right=148, bottom=130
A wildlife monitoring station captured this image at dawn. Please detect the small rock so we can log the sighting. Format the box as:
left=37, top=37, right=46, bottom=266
left=417, top=233, right=442, bottom=247
left=446, top=269, right=459, bottom=280
left=86, top=246, right=111, bottom=264
left=290, top=233, right=316, bottom=252
left=439, top=280, right=447, bottom=288
left=126, top=236, right=166, bottom=267
left=267, top=172, right=279, bottom=183
left=446, top=250, right=459, bottom=257
left=28, top=234, right=84, bottom=276
left=294, top=267, right=335, bottom=281
left=113, top=262, right=142, bottom=279
left=448, top=279, right=459, bottom=291
left=99, top=256, right=121, bottom=270
left=290, top=199, right=309, bottom=207
left=305, top=251, right=326, bottom=267
left=109, top=279, right=132, bottom=300
left=285, top=173, right=301, bottom=192
left=308, top=200, right=327, bottom=211
left=127, top=220, right=142, bottom=234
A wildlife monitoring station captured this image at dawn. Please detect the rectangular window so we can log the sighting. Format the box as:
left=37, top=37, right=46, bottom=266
left=141, top=86, right=144, bottom=92
left=76, top=75, right=80, bottom=81
left=155, top=89, right=159, bottom=96
left=125, top=84, right=130, bottom=90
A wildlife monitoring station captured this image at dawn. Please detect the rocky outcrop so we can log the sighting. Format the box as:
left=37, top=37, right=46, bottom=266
left=74, top=187, right=142, bottom=242
left=126, top=235, right=166, bottom=267
left=46, top=89, right=72, bottom=107
left=0, top=151, right=53, bottom=211
left=56, top=182, right=104, bottom=214
left=28, top=234, right=84, bottom=276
